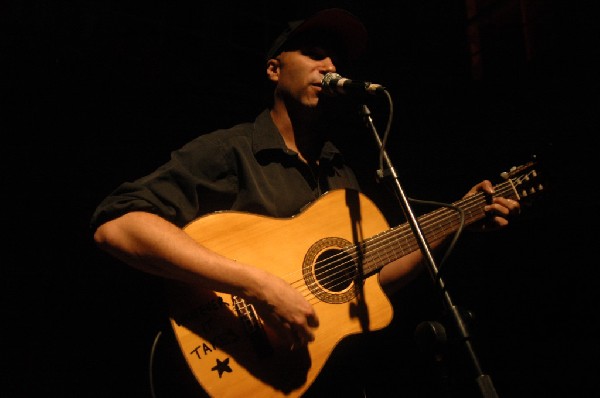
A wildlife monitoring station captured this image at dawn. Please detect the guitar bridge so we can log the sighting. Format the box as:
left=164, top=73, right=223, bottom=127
left=232, top=295, right=273, bottom=358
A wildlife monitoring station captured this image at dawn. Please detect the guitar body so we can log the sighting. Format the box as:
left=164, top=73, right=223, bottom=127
left=168, top=189, right=394, bottom=397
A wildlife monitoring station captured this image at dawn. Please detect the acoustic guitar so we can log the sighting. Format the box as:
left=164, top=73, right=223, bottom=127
left=167, top=161, right=542, bottom=397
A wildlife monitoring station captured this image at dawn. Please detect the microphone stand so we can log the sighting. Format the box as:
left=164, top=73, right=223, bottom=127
left=359, top=103, right=499, bottom=398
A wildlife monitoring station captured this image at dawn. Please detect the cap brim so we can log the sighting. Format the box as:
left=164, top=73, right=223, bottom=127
left=266, top=8, right=367, bottom=61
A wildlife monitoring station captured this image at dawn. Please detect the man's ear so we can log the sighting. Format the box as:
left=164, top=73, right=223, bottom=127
left=266, top=58, right=280, bottom=83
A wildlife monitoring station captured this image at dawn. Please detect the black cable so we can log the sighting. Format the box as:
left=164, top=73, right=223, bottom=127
left=407, top=198, right=466, bottom=274
left=149, top=329, right=163, bottom=398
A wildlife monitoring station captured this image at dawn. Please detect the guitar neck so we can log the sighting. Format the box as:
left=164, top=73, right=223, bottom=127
left=360, top=178, right=520, bottom=276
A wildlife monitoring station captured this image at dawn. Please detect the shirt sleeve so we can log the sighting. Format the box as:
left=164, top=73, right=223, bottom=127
left=89, top=132, right=239, bottom=231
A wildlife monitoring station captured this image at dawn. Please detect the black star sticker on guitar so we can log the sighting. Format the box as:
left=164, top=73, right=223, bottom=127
left=211, top=357, right=233, bottom=378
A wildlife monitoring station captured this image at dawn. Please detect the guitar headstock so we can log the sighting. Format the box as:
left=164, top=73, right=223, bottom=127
left=499, top=158, right=544, bottom=204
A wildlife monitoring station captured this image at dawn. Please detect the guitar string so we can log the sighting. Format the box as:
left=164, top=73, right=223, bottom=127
left=296, top=191, right=488, bottom=303
left=237, top=181, right=518, bottom=322
left=285, top=178, right=526, bottom=303
left=300, top=182, right=516, bottom=303
left=310, top=176, right=532, bottom=297
left=233, top=171, right=535, bottom=335
left=315, top=181, right=520, bottom=294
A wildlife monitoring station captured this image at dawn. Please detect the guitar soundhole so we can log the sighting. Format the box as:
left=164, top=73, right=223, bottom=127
left=314, top=249, right=355, bottom=292
left=303, top=237, right=358, bottom=304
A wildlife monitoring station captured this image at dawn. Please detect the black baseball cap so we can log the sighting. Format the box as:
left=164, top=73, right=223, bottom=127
left=265, top=8, right=368, bottom=62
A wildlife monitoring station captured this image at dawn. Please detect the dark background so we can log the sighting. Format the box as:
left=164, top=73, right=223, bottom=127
left=4, top=1, right=598, bottom=397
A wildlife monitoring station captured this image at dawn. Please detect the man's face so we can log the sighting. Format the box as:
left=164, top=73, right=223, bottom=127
left=272, top=44, right=342, bottom=108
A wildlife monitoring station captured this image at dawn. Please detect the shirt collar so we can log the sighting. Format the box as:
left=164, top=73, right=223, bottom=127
left=252, top=108, right=343, bottom=161
left=252, top=109, right=288, bottom=154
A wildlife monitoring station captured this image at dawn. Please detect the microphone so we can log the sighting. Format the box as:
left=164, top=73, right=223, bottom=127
left=322, top=72, right=386, bottom=96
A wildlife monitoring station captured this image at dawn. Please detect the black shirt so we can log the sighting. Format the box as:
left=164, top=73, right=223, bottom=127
left=90, top=108, right=361, bottom=230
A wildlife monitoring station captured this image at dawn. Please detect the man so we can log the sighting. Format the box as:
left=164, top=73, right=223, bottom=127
left=90, top=8, right=520, bottom=397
